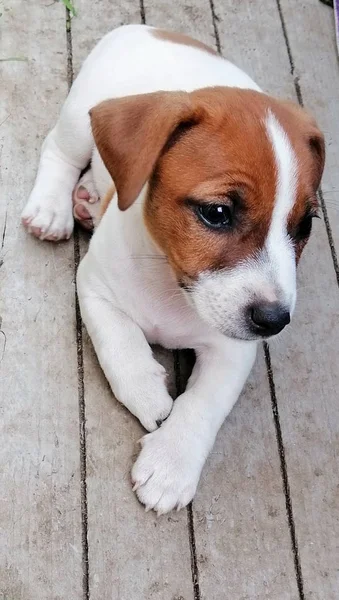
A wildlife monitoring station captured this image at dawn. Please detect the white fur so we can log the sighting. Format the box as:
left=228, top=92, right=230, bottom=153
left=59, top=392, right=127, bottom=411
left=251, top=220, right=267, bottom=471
left=22, top=25, right=297, bottom=513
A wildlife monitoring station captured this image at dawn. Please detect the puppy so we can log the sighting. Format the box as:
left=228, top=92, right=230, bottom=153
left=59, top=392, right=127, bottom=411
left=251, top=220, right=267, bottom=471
left=22, top=25, right=325, bottom=514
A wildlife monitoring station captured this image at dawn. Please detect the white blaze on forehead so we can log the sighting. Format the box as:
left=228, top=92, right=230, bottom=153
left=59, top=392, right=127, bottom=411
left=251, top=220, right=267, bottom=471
left=265, top=111, right=298, bottom=309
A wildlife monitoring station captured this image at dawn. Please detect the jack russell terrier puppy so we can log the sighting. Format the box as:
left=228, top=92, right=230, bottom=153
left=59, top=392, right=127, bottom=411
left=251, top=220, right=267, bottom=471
left=22, top=24, right=325, bottom=514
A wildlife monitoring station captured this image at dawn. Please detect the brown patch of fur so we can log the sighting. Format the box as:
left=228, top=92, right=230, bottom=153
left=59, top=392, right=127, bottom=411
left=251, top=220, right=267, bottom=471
left=152, top=28, right=219, bottom=57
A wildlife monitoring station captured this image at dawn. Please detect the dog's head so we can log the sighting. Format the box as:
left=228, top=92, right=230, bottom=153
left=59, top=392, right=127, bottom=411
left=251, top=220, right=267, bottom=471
left=90, top=87, right=325, bottom=340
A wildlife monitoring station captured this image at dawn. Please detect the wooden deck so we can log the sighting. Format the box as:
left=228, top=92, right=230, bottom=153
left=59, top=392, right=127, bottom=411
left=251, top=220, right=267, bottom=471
left=1, top=1, right=339, bottom=598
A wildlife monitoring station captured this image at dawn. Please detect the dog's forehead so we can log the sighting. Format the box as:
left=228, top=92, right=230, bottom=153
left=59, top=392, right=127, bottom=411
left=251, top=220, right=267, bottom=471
left=163, top=91, right=313, bottom=224
left=161, top=95, right=282, bottom=213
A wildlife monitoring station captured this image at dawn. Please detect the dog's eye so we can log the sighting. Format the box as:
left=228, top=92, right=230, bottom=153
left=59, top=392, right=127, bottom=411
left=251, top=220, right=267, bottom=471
left=295, top=213, right=318, bottom=241
left=196, top=204, right=232, bottom=230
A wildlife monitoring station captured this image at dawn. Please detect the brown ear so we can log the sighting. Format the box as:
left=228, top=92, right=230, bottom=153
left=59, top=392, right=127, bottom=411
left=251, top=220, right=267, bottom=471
left=308, top=129, right=325, bottom=190
left=89, top=91, right=196, bottom=210
left=280, top=100, right=325, bottom=190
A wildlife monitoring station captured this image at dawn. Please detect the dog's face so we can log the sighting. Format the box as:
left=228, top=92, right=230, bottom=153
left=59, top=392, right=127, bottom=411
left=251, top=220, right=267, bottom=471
left=90, top=87, right=325, bottom=340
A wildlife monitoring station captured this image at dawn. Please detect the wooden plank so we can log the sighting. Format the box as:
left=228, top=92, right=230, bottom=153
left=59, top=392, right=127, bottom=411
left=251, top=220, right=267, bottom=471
left=71, top=3, right=194, bottom=599
left=268, top=229, right=339, bottom=600
left=213, top=0, right=295, bottom=98
left=144, top=1, right=300, bottom=598
left=70, top=0, right=141, bottom=74
left=144, top=0, right=216, bottom=47
left=194, top=353, right=299, bottom=599
left=267, top=1, right=339, bottom=597
left=0, top=2, right=83, bottom=599
left=279, top=0, right=339, bottom=253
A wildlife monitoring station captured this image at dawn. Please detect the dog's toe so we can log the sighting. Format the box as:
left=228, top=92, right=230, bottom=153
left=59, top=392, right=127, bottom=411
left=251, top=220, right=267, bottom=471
left=72, top=173, right=101, bottom=231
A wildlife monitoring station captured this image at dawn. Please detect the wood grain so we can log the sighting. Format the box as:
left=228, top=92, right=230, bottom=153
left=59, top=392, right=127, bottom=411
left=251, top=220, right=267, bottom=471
left=0, top=2, right=83, bottom=598
left=268, top=1, right=339, bottom=597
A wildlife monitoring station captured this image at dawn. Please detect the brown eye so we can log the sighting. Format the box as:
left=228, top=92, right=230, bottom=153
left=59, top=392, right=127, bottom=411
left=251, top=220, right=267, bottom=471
left=196, top=204, right=232, bottom=230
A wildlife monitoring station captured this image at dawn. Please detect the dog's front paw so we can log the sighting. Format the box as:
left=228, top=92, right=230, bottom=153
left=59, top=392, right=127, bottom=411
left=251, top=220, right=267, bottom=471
left=22, top=190, right=74, bottom=241
left=115, top=362, right=173, bottom=432
left=131, top=423, right=205, bottom=514
left=135, top=390, right=173, bottom=433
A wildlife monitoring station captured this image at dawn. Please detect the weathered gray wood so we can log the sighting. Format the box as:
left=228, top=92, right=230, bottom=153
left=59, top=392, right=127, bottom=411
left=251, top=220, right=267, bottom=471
left=71, top=3, right=194, bottom=599
left=279, top=0, right=339, bottom=253
left=144, top=1, right=300, bottom=599
left=0, top=2, right=83, bottom=599
left=214, top=0, right=295, bottom=98
left=268, top=1, right=339, bottom=597
left=144, top=0, right=217, bottom=47
left=268, top=218, right=339, bottom=600
left=194, top=352, right=300, bottom=600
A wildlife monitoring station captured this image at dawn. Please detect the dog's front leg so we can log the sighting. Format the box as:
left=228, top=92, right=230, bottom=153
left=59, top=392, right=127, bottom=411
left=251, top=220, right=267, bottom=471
left=77, top=284, right=173, bottom=433
left=132, top=338, right=257, bottom=514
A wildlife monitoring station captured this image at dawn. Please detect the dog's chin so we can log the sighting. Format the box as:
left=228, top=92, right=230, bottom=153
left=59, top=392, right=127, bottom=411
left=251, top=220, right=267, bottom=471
left=209, top=321, right=260, bottom=342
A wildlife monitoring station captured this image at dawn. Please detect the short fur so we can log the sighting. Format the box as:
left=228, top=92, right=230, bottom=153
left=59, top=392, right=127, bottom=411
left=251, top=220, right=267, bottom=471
left=22, top=25, right=324, bottom=514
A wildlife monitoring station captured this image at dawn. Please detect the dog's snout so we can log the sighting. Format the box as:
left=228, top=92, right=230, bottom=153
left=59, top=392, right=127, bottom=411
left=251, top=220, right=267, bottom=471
left=248, top=302, right=290, bottom=337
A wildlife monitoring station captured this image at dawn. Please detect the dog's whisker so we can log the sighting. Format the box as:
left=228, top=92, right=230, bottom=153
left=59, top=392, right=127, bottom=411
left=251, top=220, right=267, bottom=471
left=111, top=254, right=168, bottom=261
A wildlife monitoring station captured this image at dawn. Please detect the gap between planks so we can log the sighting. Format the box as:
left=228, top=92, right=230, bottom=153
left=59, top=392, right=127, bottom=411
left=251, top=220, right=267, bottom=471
left=275, top=0, right=339, bottom=287
left=65, top=7, right=90, bottom=600
left=269, top=1, right=339, bottom=595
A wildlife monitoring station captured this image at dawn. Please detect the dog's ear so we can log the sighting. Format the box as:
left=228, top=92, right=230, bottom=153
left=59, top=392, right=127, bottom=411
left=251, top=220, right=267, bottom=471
left=280, top=100, right=325, bottom=191
left=89, top=91, right=196, bottom=210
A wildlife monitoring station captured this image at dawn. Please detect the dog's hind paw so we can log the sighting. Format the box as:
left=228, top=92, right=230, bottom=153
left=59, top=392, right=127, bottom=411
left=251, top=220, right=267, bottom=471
left=22, top=190, right=74, bottom=241
left=72, top=169, right=101, bottom=231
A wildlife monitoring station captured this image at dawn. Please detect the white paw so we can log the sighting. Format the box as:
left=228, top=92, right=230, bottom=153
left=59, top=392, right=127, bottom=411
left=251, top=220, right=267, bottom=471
left=22, top=190, right=74, bottom=241
left=116, top=362, right=173, bottom=432
left=131, top=422, right=205, bottom=514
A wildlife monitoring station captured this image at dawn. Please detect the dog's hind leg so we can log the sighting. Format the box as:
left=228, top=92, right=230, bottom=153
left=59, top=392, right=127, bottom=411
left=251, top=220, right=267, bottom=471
left=21, top=89, right=95, bottom=241
left=21, top=26, right=145, bottom=241
left=72, top=168, right=101, bottom=232
left=72, top=171, right=115, bottom=232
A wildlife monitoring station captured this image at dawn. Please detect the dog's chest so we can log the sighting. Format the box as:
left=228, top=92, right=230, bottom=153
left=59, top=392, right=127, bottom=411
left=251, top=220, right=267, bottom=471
left=118, top=266, right=201, bottom=348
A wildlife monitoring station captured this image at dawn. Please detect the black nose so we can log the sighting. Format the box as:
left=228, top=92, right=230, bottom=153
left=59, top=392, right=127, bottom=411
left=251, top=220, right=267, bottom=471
left=249, top=302, right=290, bottom=337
